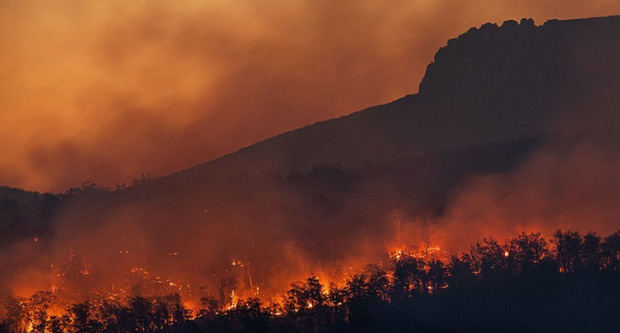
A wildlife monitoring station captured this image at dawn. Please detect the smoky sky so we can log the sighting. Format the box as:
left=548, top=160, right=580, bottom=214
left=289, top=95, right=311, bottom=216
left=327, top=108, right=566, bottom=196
left=2, top=0, right=620, bottom=192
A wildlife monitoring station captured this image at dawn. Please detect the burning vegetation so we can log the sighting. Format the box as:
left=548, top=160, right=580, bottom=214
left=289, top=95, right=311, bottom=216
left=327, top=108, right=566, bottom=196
left=2, top=14, right=620, bottom=333
left=2, top=229, right=620, bottom=332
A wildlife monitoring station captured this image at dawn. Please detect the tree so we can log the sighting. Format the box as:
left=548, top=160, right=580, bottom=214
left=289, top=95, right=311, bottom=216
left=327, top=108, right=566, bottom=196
left=68, top=302, right=101, bottom=333
left=448, top=255, right=476, bottom=289
left=583, top=232, right=602, bottom=271
left=127, top=296, right=153, bottom=332
left=469, top=238, right=507, bottom=276
left=46, top=315, right=69, bottom=333
left=602, top=231, right=620, bottom=271
left=2, top=297, right=28, bottom=333
left=284, top=276, right=327, bottom=332
left=553, top=230, right=582, bottom=273
left=508, top=232, right=549, bottom=273
left=28, top=291, right=56, bottom=333
left=229, top=298, right=270, bottom=333
left=425, top=259, right=448, bottom=294
left=198, top=296, right=219, bottom=318
left=284, top=276, right=326, bottom=313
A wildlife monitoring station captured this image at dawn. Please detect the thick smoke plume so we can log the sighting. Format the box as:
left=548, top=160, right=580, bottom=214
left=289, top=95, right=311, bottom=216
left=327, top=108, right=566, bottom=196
left=2, top=1, right=620, bottom=312
left=2, top=0, right=620, bottom=191
left=435, top=139, right=620, bottom=253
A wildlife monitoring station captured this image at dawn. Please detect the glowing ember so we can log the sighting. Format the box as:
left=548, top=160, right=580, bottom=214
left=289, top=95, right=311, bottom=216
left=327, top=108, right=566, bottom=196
left=390, top=244, right=445, bottom=261
left=224, top=289, right=239, bottom=311
left=394, top=249, right=404, bottom=261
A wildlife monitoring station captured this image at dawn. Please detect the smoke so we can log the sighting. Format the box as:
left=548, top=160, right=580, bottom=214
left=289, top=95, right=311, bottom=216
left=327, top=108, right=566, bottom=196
left=2, top=0, right=620, bottom=191
left=434, top=89, right=620, bottom=253
left=0, top=174, right=401, bottom=303
left=433, top=140, right=620, bottom=253
left=3, top=0, right=620, bottom=309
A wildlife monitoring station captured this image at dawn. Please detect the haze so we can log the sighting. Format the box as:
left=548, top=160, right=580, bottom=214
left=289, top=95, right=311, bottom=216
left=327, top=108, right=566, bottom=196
left=2, top=0, right=620, bottom=191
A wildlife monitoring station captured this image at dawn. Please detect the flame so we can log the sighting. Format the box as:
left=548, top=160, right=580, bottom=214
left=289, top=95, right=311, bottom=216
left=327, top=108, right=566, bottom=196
left=2, top=217, right=488, bottom=322
left=389, top=244, right=445, bottom=261
left=225, top=290, right=239, bottom=311
left=231, top=259, right=244, bottom=267
left=2, top=227, right=593, bottom=327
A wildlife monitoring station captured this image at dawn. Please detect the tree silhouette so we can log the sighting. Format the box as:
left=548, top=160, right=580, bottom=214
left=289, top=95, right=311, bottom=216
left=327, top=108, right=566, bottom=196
left=3, top=229, right=620, bottom=332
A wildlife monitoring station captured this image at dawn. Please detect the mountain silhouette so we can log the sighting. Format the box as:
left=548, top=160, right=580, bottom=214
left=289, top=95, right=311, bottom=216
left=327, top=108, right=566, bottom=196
left=156, top=15, right=620, bottom=190
left=1, top=16, right=620, bottom=298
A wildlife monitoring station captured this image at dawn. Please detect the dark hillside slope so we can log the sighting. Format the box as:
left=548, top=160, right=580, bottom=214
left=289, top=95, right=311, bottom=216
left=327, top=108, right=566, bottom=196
left=2, top=16, right=620, bottom=296
left=159, top=15, right=620, bottom=191
left=67, top=15, right=620, bottom=287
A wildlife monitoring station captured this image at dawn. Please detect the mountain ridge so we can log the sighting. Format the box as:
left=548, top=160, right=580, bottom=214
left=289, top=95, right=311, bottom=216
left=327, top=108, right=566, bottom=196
left=158, top=15, right=620, bottom=190
left=2, top=15, right=620, bottom=299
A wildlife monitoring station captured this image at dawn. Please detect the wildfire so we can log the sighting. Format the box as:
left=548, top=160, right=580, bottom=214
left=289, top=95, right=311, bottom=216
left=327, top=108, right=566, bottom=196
left=390, top=244, right=445, bottom=261
left=226, top=290, right=239, bottom=310
left=10, top=222, right=455, bottom=327
left=393, top=249, right=405, bottom=261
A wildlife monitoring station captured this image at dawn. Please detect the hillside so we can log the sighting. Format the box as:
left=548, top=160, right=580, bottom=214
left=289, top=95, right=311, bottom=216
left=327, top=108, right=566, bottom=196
left=2, top=15, right=620, bottom=300
left=153, top=16, right=620, bottom=191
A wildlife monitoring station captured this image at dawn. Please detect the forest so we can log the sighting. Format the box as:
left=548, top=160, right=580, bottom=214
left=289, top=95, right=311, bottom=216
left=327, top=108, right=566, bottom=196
left=2, top=229, right=619, bottom=332
left=3, top=15, right=620, bottom=333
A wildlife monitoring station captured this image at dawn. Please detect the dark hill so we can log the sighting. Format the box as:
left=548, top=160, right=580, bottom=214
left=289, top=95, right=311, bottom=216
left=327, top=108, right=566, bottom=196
left=158, top=15, right=620, bottom=191
left=2, top=16, right=620, bottom=295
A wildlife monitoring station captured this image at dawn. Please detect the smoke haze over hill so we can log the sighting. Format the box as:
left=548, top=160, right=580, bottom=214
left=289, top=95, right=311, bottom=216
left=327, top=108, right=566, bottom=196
left=2, top=1, right=620, bottom=191
left=2, top=16, right=620, bottom=310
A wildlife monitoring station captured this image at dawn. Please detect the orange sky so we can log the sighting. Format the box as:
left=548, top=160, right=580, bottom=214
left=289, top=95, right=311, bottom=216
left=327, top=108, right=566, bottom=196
left=2, top=0, right=620, bottom=192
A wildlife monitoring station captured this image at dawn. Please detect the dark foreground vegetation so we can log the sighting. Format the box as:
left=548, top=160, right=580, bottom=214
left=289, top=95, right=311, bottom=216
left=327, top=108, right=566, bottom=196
left=2, top=230, right=620, bottom=332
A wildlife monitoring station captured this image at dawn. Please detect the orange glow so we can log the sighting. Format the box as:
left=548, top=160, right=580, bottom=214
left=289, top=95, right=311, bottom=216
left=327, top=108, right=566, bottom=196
left=3, top=4, right=620, bottom=330
left=390, top=244, right=446, bottom=261
left=2, top=1, right=620, bottom=191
